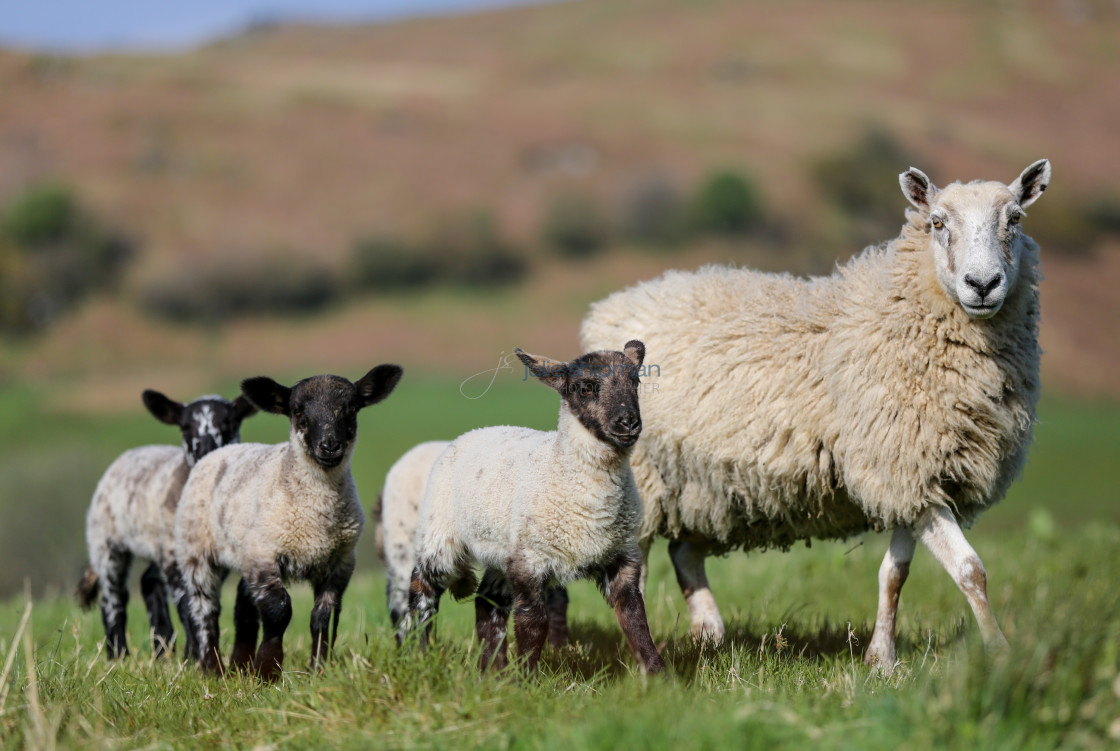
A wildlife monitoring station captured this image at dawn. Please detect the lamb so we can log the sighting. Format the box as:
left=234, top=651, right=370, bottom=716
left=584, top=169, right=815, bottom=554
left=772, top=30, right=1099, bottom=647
left=175, top=365, right=402, bottom=679
left=403, top=341, right=663, bottom=675
left=77, top=390, right=257, bottom=658
left=376, top=441, right=570, bottom=645
left=580, top=160, right=1051, bottom=671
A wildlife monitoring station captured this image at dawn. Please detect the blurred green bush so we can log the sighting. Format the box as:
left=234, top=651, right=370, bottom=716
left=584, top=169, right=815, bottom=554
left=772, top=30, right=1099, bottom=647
left=541, top=192, right=611, bottom=259
left=689, top=169, right=765, bottom=236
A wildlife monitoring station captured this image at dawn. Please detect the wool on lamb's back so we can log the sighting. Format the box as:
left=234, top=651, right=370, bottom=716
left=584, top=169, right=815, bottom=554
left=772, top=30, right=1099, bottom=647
left=581, top=211, right=1040, bottom=552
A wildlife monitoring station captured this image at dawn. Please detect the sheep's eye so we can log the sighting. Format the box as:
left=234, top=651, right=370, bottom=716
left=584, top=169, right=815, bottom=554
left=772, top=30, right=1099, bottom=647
left=930, top=216, right=944, bottom=230
left=578, top=382, right=598, bottom=398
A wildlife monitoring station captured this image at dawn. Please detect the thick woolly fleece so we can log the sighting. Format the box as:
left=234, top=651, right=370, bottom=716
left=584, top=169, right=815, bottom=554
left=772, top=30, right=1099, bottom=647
left=581, top=209, right=1040, bottom=552
left=416, top=407, right=643, bottom=588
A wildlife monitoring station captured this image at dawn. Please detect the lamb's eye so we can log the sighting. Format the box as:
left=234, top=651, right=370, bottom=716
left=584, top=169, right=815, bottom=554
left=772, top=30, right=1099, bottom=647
left=931, top=217, right=944, bottom=230
left=578, top=382, right=598, bottom=398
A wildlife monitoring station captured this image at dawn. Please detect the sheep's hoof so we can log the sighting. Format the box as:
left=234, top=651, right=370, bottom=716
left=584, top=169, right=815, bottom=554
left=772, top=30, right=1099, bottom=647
left=254, top=642, right=284, bottom=683
left=689, top=618, right=725, bottom=646
left=863, top=645, right=897, bottom=675
left=229, top=642, right=256, bottom=672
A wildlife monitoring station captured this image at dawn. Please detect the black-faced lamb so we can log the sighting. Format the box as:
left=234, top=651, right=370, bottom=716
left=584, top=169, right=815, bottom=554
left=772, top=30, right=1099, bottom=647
left=403, top=342, right=663, bottom=675
left=77, top=390, right=257, bottom=658
left=580, top=160, right=1051, bottom=672
left=175, top=365, right=402, bottom=679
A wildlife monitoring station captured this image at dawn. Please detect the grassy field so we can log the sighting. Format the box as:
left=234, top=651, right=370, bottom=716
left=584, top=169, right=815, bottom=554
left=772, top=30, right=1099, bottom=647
left=0, top=383, right=1118, bottom=748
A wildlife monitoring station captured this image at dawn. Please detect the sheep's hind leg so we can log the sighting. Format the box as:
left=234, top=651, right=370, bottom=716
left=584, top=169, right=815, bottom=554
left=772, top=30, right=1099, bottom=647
left=475, top=568, right=512, bottom=672
left=140, top=562, right=175, bottom=657
left=163, top=562, right=198, bottom=660
left=544, top=587, right=570, bottom=648
left=914, top=505, right=1008, bottom=651
left=668, top=538, right=725, bottom=644
left=403, top=562, right=445, bottom=649
left=509, top=573, right=549, bottom=673
left=864, top=527, right=916, bottom=673
left=97, top=547, right=132, bottom=658
left=604, top=554, right=665, bottom=675
left=230, top=578, right=259, bottom=671
left=247, top=569, right=292, bottom=682
left=310, top=559, right=355, bottom=672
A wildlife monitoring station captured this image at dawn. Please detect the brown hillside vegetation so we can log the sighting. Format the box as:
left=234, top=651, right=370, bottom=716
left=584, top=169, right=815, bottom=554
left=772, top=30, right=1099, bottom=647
left=1, top=0, right=1118, bottom=404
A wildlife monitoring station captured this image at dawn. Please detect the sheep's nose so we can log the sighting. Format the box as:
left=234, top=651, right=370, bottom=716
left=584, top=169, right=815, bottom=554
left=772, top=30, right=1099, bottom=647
left=617, top=415, right=642, bottom=434
left=964, top=273, right=1001, bottom=299
left=319, top=438, right=342, bottom=454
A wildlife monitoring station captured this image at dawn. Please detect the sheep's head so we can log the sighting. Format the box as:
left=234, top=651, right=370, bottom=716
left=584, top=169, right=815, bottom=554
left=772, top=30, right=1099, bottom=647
left=142, top=390, right=259, bottom=466
left=241, top=365, right=403, bottom=470
left=900, top=159, right=1050, bottom=320
left=516, top=340, right=645, bottom=449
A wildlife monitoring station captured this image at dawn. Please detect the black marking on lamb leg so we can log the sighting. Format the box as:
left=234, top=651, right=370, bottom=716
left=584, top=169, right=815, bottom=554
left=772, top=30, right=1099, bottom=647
left=251, top=575, right=292, bottom=683
left=404, top=562, right=445, bottom=649
left=164, top=563, right=198, bottom=660
left=545, top=586, right=571, bottom=648
left=310, top=564, right=353, bottom=671
left=509, top=574, right=549, bottom=673
left=100, top=547, right=132, bottom=659
left=604, top=555, right=665, bottom=675
left=230, top=578, right=259, bottom=671
left=140, top=562, right=175, bottom=657
left=475, top=568, right=512, bottom=672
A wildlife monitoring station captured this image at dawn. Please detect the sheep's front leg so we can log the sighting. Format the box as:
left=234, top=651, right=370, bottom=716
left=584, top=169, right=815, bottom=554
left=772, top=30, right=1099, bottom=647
left=310, top=560, right=355, bottom=671
left=668, top=538, right=725, bottom=643
left=475, top=568, right=512, bottom=672
left=403, top=563, right=445, bottom=648
left=247, top=569, right=292, bottom=682
left=509, top=575, right=549, bottom=673
left=140, top=562, right=175, bottom=657
left=163, top=561, right=198, bottom=660
left=604, top=555, right=665, bottom=675
left=544, top=587, right=570, bottom=648
left=185, top=560, right=227, bottom=674
left=230, top=578, right=260, bottom=671
left=914, top=505, right=1008, bottom=651
left=864, top=527, right=916, bottom=673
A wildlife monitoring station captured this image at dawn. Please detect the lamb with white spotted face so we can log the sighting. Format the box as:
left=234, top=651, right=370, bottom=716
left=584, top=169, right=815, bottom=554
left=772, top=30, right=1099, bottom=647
left=403, top=341, right=663, bottom=676
left=175, top=365, right=402, bottom=680
left=77, top=391, right=258, bottom=659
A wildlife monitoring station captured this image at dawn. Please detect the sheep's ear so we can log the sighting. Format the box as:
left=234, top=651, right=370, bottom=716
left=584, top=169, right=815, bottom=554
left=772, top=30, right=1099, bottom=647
left=514, top=347, right=567, bottom=391
left=623, top=340, right=645, bottom=367
left=899, top=167, right=938, bottom=211
left=231, top=394, right=258, bottom=422
left=240, top=377, right=291, bottom=416
left=355, top=364, right=403, bottom=409
left=142, top=390, right=184, bottom=426
left=1009, top=158, right=1051, bottom=208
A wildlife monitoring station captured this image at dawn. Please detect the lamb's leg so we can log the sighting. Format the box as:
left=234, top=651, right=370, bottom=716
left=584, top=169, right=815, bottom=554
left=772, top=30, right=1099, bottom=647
left=97, top=547, right=132, bottom=659
left=864, top=527, right=916, bottom=673
left=544, top=587, right=570, bottom=648
left=230, top=578, right=259, bottom=671
left=185, top=560, right=226, bottom=675
left=475, top=568, right=512, bottom=672
left=139, top=562, right=175, bottom=657
left=403, top=563, right=445, bottom=649
left=914, top=505, right=1008, bottom=651
left=310, top=559, right=355, bottom=671
left=163, top=562, right=198, bottom=660
left=247, top=569, right=292, bottom=682
left=668, top=538, right=725, bottom=643
left=604, top=554, right=665, bottom=675
left=509, top=574, right=549, bottom=673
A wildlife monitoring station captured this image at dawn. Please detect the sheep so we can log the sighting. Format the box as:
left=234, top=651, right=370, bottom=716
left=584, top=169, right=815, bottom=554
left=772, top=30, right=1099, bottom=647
left=175, top=365, right=402, bottom=680
left=376, top=440, right=570, bottom=646
left=580, top=160, right=1051, bottom=671
left=77, top=390, right=258, bottom=658
left=403, top=341, right=663, bottom=675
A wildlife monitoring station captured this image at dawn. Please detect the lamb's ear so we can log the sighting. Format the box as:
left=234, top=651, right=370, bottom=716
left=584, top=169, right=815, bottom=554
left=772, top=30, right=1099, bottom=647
left=142, top=390, right=184, bottom=426
left=623, top=340, right=645, bottom=367
left=899, top=167, right=938, bottom=211
left=240, top=377, right=291, bottom=416
left=231, top=394, right=258, bottom=422
left=1010, top=158, right=1051, bottom=208
left=355, top=364, right=403, bottom=409
left=514, top=347, right=567, bottom=392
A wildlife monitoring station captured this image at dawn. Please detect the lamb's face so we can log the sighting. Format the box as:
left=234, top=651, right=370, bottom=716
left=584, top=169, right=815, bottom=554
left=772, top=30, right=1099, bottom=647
left=240, top=365, right=403, bottom=471
left=900, top=159, right=1050, bottom=320
left=142, top=390, right=259, bottom=467
left=517, top=340, right=646, bottom=449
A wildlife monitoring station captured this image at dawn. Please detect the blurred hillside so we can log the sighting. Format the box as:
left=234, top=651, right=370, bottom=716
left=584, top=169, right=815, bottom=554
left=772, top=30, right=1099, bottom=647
left=1, top=0, right=1119, bottom=404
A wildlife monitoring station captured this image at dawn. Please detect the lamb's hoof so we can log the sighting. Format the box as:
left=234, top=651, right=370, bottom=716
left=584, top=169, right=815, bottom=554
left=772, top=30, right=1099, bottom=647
left=690, top=617, right=725, bottom=646
left=229, top=643, right=256, bottom=672
left=254, top=643, right=284, bottom=683
left=863, top=645, right=897, bottom=675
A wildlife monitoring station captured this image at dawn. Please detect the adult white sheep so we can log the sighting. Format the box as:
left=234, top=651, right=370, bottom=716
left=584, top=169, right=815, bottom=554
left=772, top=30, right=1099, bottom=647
left=175, top=365, right=402, bottom=680
left=78, top=390, right=257, bottom=658
left=376, top=440, right=571, bottom=646
left=580, top=160, right=1050, bottom=671
left=403, top=342, right=663, bottom=675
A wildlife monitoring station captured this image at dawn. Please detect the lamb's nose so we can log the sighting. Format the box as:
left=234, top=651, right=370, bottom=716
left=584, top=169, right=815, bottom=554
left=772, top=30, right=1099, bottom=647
left=964, top=273, right=1001, bottom=299
left=618, top=415, right=642, bottom=434
left=319, top=438, right=342, bottom=454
